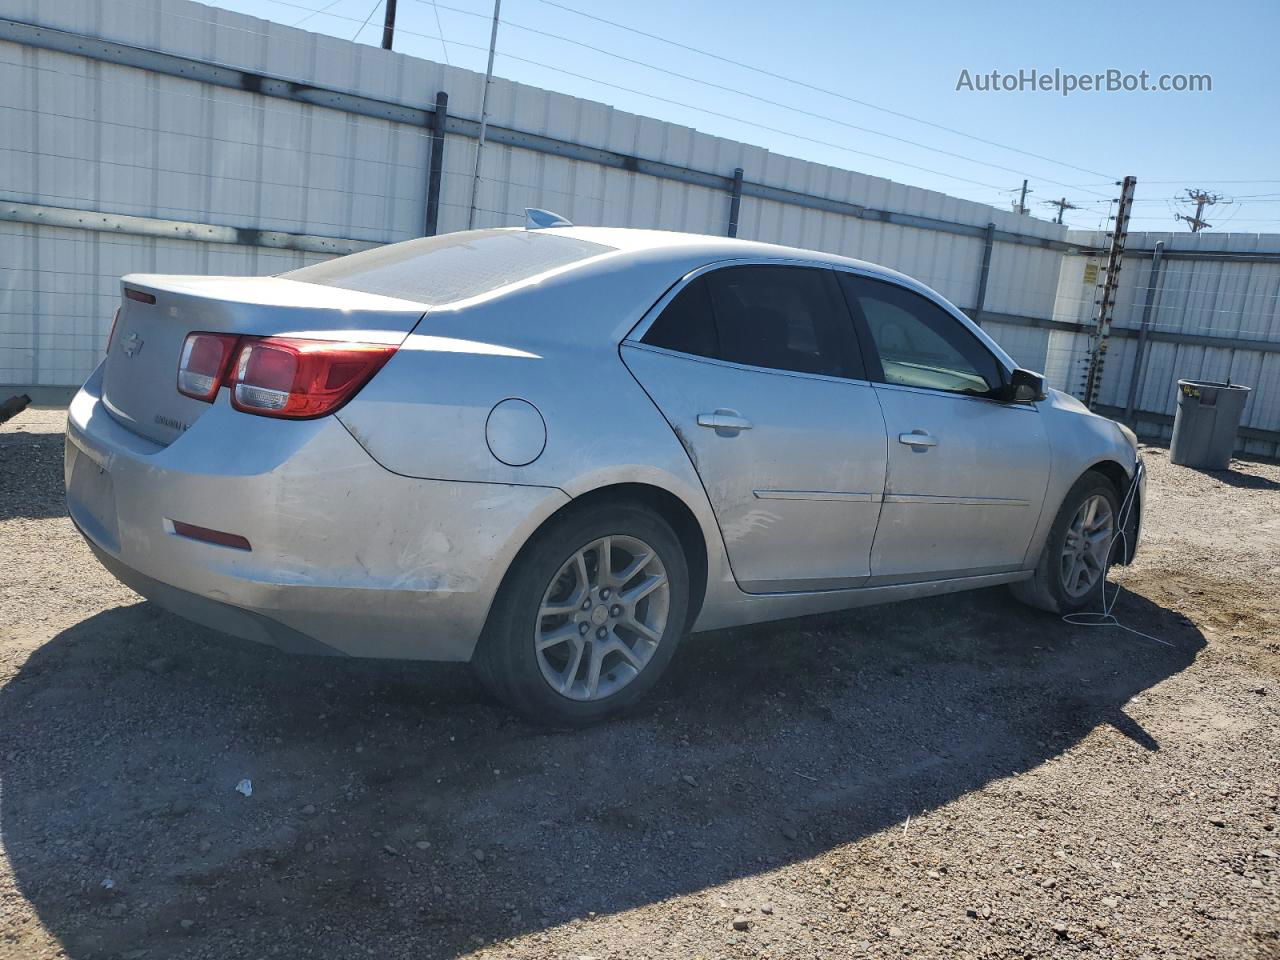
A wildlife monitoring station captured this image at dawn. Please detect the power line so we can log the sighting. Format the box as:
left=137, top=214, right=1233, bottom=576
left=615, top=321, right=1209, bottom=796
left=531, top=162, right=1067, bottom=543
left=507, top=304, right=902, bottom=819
left=417, top=0, right=1113, bottom=198
left=350, top=0, right=382, bottom=41
left=1077, top=191, right=1280, bottom=202
left=1075, top=178, right=1280, bottom=186
left=1168, top=216, right=1280, bottom=224
left=488, top=47, right=1012, bottom=192
left=80, top=0, right=1106, bottom=210
left=525, top=0, right=1118, bottom=182
left=426, top=0, right=451, bottom=64
left=292, top=0, right=347, bottom=28
left=1143, top=196, right=1280, bottom=203
left=254, top=0, right=1015, bottom=193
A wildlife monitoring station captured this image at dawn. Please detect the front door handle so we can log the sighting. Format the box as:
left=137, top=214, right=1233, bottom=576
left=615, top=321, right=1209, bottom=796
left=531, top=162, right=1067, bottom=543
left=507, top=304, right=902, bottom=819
left=697, top=410, right=753, bottom=433
left=898, top=430, right=938, bottom=448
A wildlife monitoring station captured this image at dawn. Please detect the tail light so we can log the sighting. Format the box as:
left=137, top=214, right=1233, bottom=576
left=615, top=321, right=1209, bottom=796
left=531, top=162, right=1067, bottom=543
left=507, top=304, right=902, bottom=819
left=174, top=333, right=396, bottom=419
left=177, top=333, right=240, bottom=401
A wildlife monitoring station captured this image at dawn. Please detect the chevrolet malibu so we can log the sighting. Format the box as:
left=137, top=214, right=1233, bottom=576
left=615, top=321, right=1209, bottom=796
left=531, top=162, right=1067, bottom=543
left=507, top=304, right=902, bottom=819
left=66, top=220, right=1144, bottom=724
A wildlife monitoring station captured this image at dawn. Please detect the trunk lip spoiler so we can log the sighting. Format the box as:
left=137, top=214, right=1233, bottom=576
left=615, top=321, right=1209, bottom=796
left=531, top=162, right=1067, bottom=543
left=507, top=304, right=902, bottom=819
left=119, top=274, right=431, bottom=314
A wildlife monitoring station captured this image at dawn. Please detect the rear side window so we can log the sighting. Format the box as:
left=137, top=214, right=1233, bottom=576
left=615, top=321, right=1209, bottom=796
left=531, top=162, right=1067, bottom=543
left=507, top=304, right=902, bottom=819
left=280, top=230, right=615, bottom=306
left=643, top=265, right=862, bottom=379
left=641, top=276, right=718, bottom=359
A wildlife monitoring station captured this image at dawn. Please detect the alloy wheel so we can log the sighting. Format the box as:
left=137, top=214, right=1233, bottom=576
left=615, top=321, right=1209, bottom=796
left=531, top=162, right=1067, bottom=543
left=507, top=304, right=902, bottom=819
left=1059, top=494, right=1114, bottom=599
left=534, top=535, right=670, bottom=701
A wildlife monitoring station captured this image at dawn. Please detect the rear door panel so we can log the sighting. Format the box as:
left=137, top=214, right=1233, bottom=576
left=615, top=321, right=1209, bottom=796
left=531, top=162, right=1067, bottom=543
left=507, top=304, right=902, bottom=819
left=622, top=344, right=887, bottom=592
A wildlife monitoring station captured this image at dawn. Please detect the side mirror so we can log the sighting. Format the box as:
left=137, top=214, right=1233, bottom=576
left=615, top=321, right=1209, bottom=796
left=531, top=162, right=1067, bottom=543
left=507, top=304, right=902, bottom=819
left=996, top=368, right=1045, bottom=403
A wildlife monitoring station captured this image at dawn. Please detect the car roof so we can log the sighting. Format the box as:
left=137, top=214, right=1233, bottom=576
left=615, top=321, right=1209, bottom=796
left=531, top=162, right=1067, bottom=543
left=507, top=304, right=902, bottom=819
left=545, top=225, right=913, bottom=281
left=517, top=226, right=1018, bottom=373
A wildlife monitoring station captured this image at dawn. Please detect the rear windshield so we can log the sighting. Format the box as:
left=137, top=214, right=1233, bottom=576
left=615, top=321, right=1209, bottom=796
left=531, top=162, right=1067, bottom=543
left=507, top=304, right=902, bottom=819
left=280, top=230, right=614, bottom=305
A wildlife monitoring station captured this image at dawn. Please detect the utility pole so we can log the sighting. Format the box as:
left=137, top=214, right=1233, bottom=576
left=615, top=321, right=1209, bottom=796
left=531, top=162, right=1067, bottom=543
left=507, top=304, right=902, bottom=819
left=380, top=0, right=397, bottom=50
left=1015, top=179, right=1031, bottom=215
left=466, top=0, right=502, bottom=230
left=1174, top=188, right=1226, bottom=233
left=1081, top=175, right=1137, bottom=410
left=1043, top=196, right=1080, bottom=225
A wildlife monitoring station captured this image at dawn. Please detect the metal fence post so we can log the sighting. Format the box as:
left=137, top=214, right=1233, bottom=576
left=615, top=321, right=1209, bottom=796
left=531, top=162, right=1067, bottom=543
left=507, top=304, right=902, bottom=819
left=972, top=221, right=996, bottom=326
left=726, top=167, right=744, bottom=238
left=1123, top=239, right=1164, bottom=424
left=424, top=91, right=448, bottom=236
left=1083, top=175, right=1137, bottom=409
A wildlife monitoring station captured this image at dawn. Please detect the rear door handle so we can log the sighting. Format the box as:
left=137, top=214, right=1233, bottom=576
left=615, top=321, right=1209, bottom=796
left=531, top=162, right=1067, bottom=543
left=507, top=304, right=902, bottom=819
left=697, top=411, right=753, bottom=432
left=898, top=431, right=938, bottom=448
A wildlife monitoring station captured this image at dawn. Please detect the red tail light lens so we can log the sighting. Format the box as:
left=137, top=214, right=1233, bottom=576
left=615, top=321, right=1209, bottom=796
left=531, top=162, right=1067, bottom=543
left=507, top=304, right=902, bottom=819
left=177, top=332, right=241, bottom=402
left=228, top=337, right=397, bottom=419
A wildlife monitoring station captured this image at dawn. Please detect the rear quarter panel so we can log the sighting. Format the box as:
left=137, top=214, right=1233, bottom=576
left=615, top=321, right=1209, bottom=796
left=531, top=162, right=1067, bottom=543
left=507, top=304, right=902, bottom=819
left=335, top=256, right=738, bottom=618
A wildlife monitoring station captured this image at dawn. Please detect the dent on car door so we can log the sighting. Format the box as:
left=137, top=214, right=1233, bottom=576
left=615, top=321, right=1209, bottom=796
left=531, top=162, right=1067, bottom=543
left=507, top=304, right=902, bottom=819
left=621, top=264, right=888, bottom=593
left=836, top=272, right=1051, bottom=582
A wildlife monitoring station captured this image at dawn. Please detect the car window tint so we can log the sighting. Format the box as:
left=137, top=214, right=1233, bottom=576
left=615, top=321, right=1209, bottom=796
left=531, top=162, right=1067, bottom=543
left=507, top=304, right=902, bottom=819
left=704, top=266, right=860, bottom=378
left=641, top=276, right=718, bottom=358
left=840, top=274, right=1000, bottom=396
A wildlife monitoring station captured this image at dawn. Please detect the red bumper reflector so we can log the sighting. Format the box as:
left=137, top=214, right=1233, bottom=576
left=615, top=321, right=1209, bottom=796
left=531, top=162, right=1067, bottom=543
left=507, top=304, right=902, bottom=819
left=171, top=521, right=252, bottom=551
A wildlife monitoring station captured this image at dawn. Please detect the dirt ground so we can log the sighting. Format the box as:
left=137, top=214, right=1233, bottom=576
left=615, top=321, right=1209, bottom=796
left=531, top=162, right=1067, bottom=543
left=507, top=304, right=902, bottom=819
left=1, top=407, right=1277, bottom=960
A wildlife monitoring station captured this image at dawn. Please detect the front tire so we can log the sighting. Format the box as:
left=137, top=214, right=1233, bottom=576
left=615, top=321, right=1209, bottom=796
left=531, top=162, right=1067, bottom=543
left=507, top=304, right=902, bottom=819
left=474, top=501, right=690, bottom=725
left=1010, top=470, right=1120, bottom=615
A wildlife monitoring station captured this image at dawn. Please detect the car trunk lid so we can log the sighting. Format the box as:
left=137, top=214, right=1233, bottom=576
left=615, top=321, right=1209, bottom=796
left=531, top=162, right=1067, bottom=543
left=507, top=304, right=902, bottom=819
left=102, top=275, right=426, bottom=445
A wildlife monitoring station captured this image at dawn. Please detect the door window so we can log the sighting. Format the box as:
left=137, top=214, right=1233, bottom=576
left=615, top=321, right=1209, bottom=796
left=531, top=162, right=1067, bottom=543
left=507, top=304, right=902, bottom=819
left=640, top=275, right=718, bottom=360
left=643, top=265, right=863, bottom=380
left=839, top=274, right=1001, bottom=396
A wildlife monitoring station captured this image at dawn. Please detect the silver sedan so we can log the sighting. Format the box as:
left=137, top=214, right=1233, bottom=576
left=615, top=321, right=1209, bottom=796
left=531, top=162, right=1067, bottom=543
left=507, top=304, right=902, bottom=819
left=66, top=219, right=1144, bottom=724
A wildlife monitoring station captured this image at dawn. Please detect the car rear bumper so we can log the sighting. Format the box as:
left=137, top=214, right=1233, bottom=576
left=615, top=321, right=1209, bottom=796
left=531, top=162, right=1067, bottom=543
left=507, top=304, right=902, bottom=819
left=66, top=363, right=570, bottom=661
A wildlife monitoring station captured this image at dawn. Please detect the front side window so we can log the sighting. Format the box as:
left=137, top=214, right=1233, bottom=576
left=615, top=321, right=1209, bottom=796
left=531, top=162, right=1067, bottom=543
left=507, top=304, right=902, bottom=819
left=642, top=265, right=862, bottom=379
left=839, top=274, right=1001, bottom=396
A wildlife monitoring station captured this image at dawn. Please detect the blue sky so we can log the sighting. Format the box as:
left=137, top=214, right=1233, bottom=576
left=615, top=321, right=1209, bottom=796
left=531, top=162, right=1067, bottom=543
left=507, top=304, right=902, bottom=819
left=203, top=0, right=1280, bottom=232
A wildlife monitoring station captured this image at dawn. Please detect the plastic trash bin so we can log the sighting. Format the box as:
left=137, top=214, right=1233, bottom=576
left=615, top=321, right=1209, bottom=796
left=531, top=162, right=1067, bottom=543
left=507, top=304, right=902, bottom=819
left=1169, top=379, right=1251, bottom=470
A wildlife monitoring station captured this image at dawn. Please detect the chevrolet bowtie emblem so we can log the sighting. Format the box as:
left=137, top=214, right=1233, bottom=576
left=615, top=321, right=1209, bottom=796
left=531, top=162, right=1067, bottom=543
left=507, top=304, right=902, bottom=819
left=122, top=332, right=144, bottom=357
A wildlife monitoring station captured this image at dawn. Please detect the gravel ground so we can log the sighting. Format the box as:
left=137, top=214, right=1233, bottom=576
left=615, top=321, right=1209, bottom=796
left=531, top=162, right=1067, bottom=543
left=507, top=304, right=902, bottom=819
left=1, top=407, right=1277, bottom=960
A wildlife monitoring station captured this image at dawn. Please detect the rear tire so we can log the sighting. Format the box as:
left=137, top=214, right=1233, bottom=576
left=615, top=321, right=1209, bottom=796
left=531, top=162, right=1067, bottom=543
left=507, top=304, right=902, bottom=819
left=1010, top=470, right=1120, bottom=615
left=473, top=501, right=689, bottom=726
